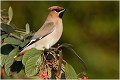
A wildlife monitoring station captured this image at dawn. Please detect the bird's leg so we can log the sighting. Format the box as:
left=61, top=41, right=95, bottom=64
left=55, top=44, right=63, bottom=52
left=40, top=50, right=48, bottom=71
left=41, top=50, right=51, bottom=69
left=41, top=50, right=47, bottom=63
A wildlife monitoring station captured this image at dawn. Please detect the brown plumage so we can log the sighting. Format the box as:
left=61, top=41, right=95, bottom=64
left=48, top=6, right=64, bottom=11
left=18, top=6, right=66, bottom=56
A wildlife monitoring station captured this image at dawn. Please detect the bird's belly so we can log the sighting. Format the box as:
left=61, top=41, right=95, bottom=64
left=35, top=28, right=62, bottom=50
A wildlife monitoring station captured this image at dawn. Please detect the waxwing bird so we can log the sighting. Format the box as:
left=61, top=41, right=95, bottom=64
left=16, top=6, right=66, bottom=57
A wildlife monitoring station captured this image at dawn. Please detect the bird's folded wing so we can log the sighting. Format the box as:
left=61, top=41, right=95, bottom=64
left=24, top=22, right=55, bottom=48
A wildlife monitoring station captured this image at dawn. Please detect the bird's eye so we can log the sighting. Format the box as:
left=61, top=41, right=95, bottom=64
left=54, top=9, right=61, bottom=12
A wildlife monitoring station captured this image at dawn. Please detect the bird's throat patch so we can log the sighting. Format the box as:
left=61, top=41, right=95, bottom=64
left=59, top=12, right=64, bottom=18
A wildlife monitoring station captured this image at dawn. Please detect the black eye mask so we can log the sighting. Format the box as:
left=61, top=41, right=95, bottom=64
left=53, top=9, right=66, bottom=18
left=59, top=11, right=65, bottom=18
left=54, top=9, right=61, bottom=12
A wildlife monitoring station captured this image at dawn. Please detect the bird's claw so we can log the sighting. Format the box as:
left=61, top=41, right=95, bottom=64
left=54, top=44, right=63, bottom=52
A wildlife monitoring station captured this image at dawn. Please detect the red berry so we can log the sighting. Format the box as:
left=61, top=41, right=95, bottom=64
left=84, top=76, right=88, bottom=80
left=39, top=71, right=49, bottom=79
left=1, top=68, right=4, bottom=77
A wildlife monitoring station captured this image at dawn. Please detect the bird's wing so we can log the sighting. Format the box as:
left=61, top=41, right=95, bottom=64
left=32, top=22, right=55, bottom=39
left=24, top=22, right=55, bottom=48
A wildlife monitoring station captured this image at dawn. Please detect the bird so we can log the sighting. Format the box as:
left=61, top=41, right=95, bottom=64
left=15, top=6, right=66, bottom=57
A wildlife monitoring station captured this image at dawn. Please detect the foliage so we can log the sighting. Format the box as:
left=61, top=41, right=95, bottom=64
left=0, top=6, right=87, bottom=79
left=1, top=2, right=119, bottom=79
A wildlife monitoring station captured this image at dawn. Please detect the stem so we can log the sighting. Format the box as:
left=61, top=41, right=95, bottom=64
left=55, top=44, right=62, bottom=52
left=41, top=51, right=46, bottom=63
left=9, top=33, right=23, bottom=41
left=11, top=72, right=19, bottom=79
left=56, top=50, right=63, bottom=78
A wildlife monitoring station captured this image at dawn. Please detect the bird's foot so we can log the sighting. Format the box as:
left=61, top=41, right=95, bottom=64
left=54, top=44, right=63, bottom=52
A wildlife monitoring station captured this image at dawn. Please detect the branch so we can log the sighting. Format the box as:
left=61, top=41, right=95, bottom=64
left=9, top=33, right=23, bottom=41
left=56, top=50, right=63, bottom=78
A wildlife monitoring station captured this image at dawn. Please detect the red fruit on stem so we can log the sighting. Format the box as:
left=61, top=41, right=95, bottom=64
left=39, top=71, right=49, bottom=79
left=1, top=68, right=4, bottom=77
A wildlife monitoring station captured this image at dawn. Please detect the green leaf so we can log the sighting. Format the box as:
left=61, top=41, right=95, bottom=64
left=9, top=23, right=16, bottom=30
left=11, top=31, right=20, bottom=37
left=4, top=47, right=19, bottom=76
left=1, top=23, right=14, bottom=33
left=19, top=40, right=29, bottom=48
left=7, top=6, right=13, bottom=25
left=23, top=31, right=34, bottom=39
left=4, top=37, right=21, bottom=45
left=1, top=44, right=14, bottom=55
left=65, top=63, right=77, bottom=79
left=0, top=54, right=8, bottom=67
left=16, top=56, right=23, bottom=61
left=26, top=23, right=30, bottom=34
left=25, top=54, right=41, bottom=77
left=1, top=34, right=8, bottom=39
left=22, top=48, right=41, bottom=65
left=1, top=43, right=7, bottom=47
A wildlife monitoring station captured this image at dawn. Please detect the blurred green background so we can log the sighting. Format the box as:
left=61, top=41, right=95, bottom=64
left=1, top=1, right=119, bottom=79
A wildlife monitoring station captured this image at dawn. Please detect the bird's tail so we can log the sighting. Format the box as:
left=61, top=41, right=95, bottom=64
left=14, top=49, right=27, bottom=59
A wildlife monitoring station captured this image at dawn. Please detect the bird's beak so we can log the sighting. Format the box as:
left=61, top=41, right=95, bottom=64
left=59, top=9, right=66, bottom=18
left=59, top=9, right=66, bottom=14
left=62, top=9, right=66, bottom=12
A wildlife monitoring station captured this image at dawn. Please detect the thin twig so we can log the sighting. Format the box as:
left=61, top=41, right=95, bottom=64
left=9, top=33, right=23, bottom=41
left=55, top=44, right=62, bottom=52
left=56, top=50, right=63, bottom=78
left=11, top=72, right=19, bottom=79
left=41, top=51, right=47, bottom=64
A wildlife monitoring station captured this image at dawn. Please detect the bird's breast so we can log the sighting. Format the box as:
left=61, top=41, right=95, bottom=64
left=47, top=20, right=63, bottom=48
left=36, top=20, right=63, bottom=50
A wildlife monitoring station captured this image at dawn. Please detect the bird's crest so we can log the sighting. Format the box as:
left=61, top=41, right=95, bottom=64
left=48, top=6, right=64, bottom=11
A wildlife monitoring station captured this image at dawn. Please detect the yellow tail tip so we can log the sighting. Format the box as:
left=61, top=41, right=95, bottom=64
left=14, top=55, right=17, bottom=59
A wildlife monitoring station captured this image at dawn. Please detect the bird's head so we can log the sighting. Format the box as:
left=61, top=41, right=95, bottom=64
left=48, top=6, right=66, bottom=18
